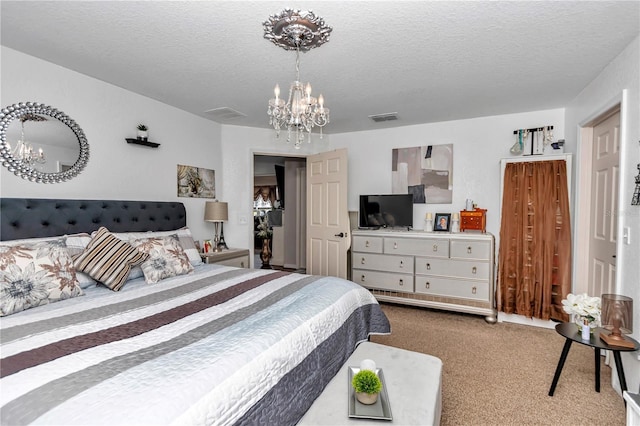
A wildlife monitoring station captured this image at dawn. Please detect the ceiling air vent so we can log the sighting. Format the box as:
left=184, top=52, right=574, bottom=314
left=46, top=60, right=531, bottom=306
left=369, top=112, right=398, bottom=123
left=204, top=107, right=247, bottom=121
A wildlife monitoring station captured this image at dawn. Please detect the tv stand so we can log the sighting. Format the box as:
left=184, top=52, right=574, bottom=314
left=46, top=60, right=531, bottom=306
left=351, top=229, right=496, bottom=323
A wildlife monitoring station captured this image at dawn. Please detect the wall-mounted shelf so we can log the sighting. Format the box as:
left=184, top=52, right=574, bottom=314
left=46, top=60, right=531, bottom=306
left=126, top=138, right=160, bottom=148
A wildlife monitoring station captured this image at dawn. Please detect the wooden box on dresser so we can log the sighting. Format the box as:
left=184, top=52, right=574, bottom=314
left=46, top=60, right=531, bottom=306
left=351, top=229, right=497, bottom=323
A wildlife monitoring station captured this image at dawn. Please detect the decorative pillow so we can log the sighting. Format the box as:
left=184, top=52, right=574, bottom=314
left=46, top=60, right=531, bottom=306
left=110, top=227, right=204, bottom=267
left=0, top=240, right=84, bottom=316
left=73, top=227, right=149, bottom=291
left=130, top=235, right=194, bottom=284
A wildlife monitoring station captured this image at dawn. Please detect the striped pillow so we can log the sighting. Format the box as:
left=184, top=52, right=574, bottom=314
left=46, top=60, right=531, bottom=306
left=73, top=227, right=149, bottom=291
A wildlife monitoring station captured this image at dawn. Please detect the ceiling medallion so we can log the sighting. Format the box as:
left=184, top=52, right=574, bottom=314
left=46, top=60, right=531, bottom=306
left=264, top=9, right=332, bottom=149
left=263, top=9, right=332, bottom=52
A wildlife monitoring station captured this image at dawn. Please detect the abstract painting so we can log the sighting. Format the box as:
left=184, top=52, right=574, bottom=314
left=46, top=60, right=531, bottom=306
left=392, top=144, right=453, bottom=204
left=177, top=164, right=215, bottom=198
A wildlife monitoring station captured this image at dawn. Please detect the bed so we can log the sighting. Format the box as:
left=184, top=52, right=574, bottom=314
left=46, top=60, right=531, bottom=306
left=0, top=198, right=391, bottom=425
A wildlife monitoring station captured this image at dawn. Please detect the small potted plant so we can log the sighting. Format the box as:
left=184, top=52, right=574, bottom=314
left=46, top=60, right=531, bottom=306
left=137, top=124, right=148, bottom=140
left=352, top=369, right=382, bottom=405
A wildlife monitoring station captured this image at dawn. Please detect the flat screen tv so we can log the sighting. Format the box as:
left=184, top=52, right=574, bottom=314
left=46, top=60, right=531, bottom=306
left=359, top=194, right=414, bottom=229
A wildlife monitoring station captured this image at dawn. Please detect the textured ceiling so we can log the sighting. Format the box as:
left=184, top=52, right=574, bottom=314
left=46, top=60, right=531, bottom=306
left=1, top=1, right=639, bottom=134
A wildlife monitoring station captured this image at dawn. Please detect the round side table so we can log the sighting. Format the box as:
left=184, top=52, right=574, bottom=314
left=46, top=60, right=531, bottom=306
left=549, top=322, right=639, bottom=400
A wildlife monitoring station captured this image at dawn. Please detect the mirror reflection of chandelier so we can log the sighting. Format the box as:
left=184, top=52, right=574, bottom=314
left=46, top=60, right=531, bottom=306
left=264, top=9, right=332, bottom=149
left=10, top=114, right=46, bottom=167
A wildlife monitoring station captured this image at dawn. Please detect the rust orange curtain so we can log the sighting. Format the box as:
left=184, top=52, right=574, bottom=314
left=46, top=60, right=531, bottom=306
left=498, top=160, right=571, bottom=321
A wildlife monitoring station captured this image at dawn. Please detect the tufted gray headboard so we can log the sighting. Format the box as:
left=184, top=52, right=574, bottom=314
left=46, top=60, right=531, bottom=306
left=0, top=198, right=187, bottom=241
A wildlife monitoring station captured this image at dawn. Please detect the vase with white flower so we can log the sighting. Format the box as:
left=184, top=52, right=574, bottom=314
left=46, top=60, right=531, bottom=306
left=561, top=293, right=601, bottom=335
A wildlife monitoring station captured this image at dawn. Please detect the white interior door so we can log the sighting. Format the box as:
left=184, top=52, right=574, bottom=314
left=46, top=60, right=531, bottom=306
left=306, top=148, right=349, bottom=278
left=588, top=111, right=620, bottom=297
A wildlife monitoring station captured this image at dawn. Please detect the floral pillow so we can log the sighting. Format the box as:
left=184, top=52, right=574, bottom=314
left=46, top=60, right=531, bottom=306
left=130, top=235, right=194, bottom=284
left=0, top=240, right=84, bottom=316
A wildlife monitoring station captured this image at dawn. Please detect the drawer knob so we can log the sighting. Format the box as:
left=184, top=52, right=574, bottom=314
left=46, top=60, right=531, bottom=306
left=472, top=286, right=477, bottom=294
left=365, top=240, right=370, bottom=247
left=432, top=244, right=438, bottom=252
left=467, top=246, right=472, bottom=254
left=425, top=282, right=430, bottom=289
left=426, top=263, right=431, bottom=270
left=361, top=257, right=366, bottom=265
left=399, top=260, right=403, bottom=268
left=472, top=266, right=477, bottom=274
left=361, top=274, right=366, bottom=282
left=399, top=279, right=404, bottom=286
left=394, top=242, right=398, bottom=249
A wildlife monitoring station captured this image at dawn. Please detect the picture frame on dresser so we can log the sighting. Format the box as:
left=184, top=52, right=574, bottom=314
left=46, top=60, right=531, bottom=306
left=433, top=213, right=451, bottom=232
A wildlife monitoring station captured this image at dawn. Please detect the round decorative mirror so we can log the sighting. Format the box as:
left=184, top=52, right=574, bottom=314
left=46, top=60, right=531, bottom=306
left=0, top=102, right=89, bottom=183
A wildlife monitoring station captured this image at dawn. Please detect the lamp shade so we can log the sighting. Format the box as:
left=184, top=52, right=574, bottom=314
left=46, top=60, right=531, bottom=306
left=204, top=201, right=228, bottom=222
left=601, top=294, right=633, bottom=334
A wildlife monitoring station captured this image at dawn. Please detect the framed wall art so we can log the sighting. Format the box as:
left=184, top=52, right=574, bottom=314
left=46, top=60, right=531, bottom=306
left=433, top=213, right=451, bottom=232
left=392, top=144, right=453, bottom=204
left=177, top=164, right=215, bottom=198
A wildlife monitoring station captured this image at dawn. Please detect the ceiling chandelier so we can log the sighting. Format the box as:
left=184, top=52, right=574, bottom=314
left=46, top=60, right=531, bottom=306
left=264, top=9, right=332, bottom=149
left=8, top=114, right=46, bottom=167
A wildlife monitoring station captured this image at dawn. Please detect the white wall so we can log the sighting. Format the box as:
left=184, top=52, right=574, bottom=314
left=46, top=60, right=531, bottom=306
left=0, top=47, right=222, bottom=241
left=565, top=35, right=640, bottom=394
left=328, top=108, right=566, bottom=237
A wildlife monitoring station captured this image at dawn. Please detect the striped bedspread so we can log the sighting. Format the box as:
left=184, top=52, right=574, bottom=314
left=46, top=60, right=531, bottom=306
left=1, top=265, right=390, bottom=425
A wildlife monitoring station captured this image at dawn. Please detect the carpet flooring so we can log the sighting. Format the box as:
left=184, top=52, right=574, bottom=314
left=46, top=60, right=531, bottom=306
left=370, top=303, right=626, bottom=426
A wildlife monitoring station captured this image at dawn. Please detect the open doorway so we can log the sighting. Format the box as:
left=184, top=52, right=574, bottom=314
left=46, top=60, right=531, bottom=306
left=253, top=154, right=306, bottom=272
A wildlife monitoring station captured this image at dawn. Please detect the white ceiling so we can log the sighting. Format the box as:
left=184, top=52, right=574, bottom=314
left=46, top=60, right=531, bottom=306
left=1, top=1, right=638, bottom=134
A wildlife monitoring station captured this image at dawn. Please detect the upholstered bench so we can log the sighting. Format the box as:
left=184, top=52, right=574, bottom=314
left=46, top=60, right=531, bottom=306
left=298, top=342, right=443, bottom=425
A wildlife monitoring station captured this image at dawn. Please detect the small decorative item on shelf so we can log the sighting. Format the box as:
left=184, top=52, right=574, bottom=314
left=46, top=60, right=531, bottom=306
left=451, top=212, right=460, bottom=233
left=561, top=292, right=601, bottom=335
left=460, top=207, right=487, bottom=233
left=433, top=213, right=451, bottom=232
left=352, top=368, right=382, bottom=405
left=137, top=124, right=148, bottom=141
left=424, top=212, right=433, bottom=232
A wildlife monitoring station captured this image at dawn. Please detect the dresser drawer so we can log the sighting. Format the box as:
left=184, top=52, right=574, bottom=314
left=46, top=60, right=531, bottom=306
left=383, top=237, right=449, bottom=258
left=414, top=276, right=489, bottom=301
left=352, top=236, right=384, bottom=253
left=352, top=268, right=414, bottom=292
left=450, top=240, right=491, bottom=260
left=352, top=253, right=414, bottom=274
left=416, top=257, right=490, bottom=280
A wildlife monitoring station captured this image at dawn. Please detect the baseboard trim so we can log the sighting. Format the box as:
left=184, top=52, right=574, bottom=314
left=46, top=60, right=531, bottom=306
left=498, top=312, right=557, bottom=329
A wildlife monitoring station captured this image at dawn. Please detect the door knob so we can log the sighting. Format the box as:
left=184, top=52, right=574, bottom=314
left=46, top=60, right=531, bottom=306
left=335, top=232, right=345, bottom=237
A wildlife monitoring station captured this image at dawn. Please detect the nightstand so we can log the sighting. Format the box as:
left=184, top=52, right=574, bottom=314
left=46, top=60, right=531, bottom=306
left=200, top=248, right=250, bottom=268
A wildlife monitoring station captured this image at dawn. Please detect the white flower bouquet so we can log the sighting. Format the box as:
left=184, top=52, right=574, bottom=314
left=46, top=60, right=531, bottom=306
left=561, top=292, right=601, bottom=327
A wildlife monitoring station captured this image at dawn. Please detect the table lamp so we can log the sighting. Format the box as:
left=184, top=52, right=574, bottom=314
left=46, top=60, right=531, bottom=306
left=204, top=201, right=228, bottom=252
left=600, top=294, right=634, bottom=349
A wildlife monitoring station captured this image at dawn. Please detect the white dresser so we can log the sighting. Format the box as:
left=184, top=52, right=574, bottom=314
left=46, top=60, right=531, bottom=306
left=351, top=229, right=496, bottom=322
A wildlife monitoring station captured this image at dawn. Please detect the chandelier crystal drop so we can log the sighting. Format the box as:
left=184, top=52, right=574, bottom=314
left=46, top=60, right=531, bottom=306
left=264, top=9, right=332, bottom=149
